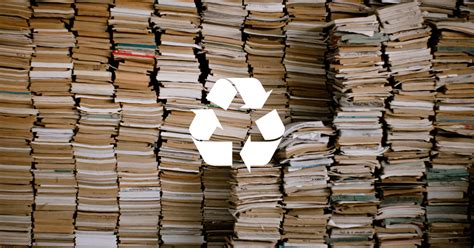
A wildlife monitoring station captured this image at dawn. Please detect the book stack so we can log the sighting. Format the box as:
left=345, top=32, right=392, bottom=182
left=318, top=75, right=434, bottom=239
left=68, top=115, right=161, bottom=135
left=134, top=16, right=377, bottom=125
left=116, top=95, right=162, bottom=248
left=227, top=164, right=282, bottom=247
left=200, top=3, right=254, bottom=242
left=200, top=0, right=251, bottom=126
left=72, top=8, right=115, bottom=245
left=72, top=57, right=120, bottom=244
left=285, top=0, right=332, bottom=122
left=152, top=0, right=202, bottom=106
left=71, top=1, right=118, bottom=247
left=328, top=0, right=371, bottom=21
left=72, top=0, right=113, bottom=89
left=201, top=0, right=248, bottom=80
left=427, top=21, right=474, bottom=248
left=204, top=103, right=252, bottom=246
left=109, top=0, right=158, bottom=247
left=278, top=121, right=335, bottom=248
left=0, top=1, right=36, bottom=246
left=71, top=0, right=116, bottom=244
left=327, top=15, right=389, bottom=247
left=374, top=2, right=434, bottom=246
left=243, top=0, right=288, bottom=125
left=153, top=0, right=205, bottom=246
left=200, top=4, right=252, bottom=240
left=202, top=166, right=233, bottom=247
left=29, top=1, right=77, bottom=246
left=158, top=108, right=205, bottom=246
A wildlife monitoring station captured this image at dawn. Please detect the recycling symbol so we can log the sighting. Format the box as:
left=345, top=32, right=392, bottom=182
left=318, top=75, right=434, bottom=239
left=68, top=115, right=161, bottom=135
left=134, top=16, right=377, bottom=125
left=189, top=78, right=285, bottom=171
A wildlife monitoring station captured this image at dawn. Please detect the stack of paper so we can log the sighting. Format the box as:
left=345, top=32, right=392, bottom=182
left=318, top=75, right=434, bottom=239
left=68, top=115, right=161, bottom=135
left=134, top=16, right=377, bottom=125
left=203, top=107, right=251, bottom=246
left=109, top=0, right=159, bottom=246
left=72, top=2, right=118, bottom=247
left=432, top=21, right=474, bottom=137
left=116, top=87, right=161, bottom=245
left=278, top=121, right=335, bottom=247
left=328, top=0, right=371, bottom=21
left=202, top=85, right=252, bottom=245
left=201, top=0, right=251, bottom=135
left=0, top=1, right=36, bottom=246
left=74, top=85, right=120, bottom=248
left=206, top=93, right=252, bottom=246
left=116, top=131, right=161, bottom=247
left=374, top=2, right=434, bottom=246
left=71, top=10, right=116, bottom=240
left=72, top=87, right=120, bottom=241
left=72, top=0, right=113, bottom=93
left=201, top=0, right=248, bottom=80
left=327, top=15, right=389, bottom=247
left=29, top=1, right=77, bottom=246
left=285, top=0, right=331, bottom=122
left=200, top=1, right=252, bottom=240
left=227, top=164, right=283, bottom=247
left=426, top=21, right=474, bottom=248
left=243, top=0, right=288, bottom=125
left=375, top=157, right=426, bottom=247
left=153, top=0, right=204, bottom=246
left=426, top=152, right=471, bottom=247
left=202, top=166, right=234, bottom=247
left=152, top=0, right=203, bottom=105
left=159, top=108, right=205, bottom=246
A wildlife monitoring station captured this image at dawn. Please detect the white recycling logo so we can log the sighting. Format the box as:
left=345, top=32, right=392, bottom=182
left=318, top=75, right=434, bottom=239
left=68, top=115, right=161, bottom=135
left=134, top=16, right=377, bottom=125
left=189, top=78, right=285, bottom=172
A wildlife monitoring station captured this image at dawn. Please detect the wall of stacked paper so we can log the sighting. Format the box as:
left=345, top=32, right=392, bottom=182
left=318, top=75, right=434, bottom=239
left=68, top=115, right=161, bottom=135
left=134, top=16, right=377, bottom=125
left=0, top=0, right=472, bottom=248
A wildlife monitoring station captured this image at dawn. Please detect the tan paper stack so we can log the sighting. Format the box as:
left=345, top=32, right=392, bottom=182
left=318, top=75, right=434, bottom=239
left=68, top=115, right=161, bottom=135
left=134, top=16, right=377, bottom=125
left=278, top=121, right=335, bottom=248
left=109, top=0, right=159, bottom=247
left=202, top=165, right=233, bottom=247
left=72, top=1, right=119, bottom=247
left=201, top=0, right=248, bottom=81
left=243, top=0, right=289, bottom=137
left=152, top=0, right=202, bottom=107
left=0, top=1, right=36, bottom=246
left=29, top=0, right=77, bottom=246
left=227, top=164, right=283, bottom=247
left=327, top=15, right=389, bottom=248
left=159, top=109, right=205, bottom=246
left=200, top=3, right=252, bottom=243
left=200, top=0, right=251, bottom=144
left=374, top=2, right=434, bottom=246
left=71, top=0, right=119, bottom=246
left=203, top=94, right=252, bottom=246
left=285, top=0, right=331, bottom=122
left=153, top=1, right=205, bottom=246
left=200, top=1, right=257, bottom=242
left=427, top=21, right=474, bottom=248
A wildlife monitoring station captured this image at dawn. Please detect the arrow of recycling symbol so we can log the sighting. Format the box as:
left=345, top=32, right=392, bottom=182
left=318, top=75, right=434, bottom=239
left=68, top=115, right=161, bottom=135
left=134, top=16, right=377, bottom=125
left=189, top=78, right=285, bottom=172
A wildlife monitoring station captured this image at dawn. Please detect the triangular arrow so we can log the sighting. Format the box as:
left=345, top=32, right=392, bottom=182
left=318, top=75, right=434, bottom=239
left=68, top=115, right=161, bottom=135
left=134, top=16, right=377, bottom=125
left=255, top=109, right=285, bottom=140
left=240, top=136, right=282, bottom=172
left=192, top=138, right=233, bottom=166
left=206, top=79, right=237, bottom=110
left=189, top=109, right=222, bottom=140
left=227, top=78, right=272, bottom=109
